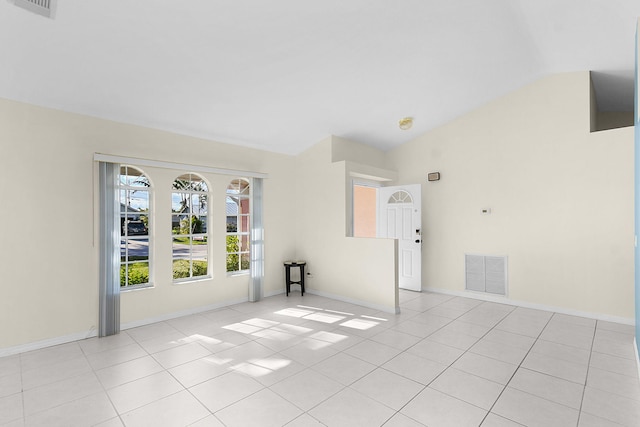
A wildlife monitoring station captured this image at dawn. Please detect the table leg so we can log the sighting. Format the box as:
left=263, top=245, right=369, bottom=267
left=285, top=266, right=291, bottom=296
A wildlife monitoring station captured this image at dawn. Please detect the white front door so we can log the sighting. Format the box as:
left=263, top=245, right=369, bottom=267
left=378, top=184, right=422, bottom=291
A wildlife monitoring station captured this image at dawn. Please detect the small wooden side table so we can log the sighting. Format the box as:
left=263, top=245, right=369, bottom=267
left=284, top=261, right=306, bottom=296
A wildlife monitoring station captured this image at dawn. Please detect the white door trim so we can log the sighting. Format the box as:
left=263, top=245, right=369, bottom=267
left=378, top=184, right=422, bottom=291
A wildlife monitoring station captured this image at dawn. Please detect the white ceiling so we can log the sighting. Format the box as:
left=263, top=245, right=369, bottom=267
left=1, top=0, right=638, bottom=154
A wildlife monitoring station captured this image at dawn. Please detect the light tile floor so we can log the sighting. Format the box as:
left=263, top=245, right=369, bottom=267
left=1, top=290, right=640, bottom=426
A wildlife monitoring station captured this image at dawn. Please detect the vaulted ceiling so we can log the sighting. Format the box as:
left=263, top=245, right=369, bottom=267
left=1, top=1, right=638, bottom=154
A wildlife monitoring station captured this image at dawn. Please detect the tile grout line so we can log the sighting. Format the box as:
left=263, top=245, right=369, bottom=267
left=377, top=296, right=462, bottom=426
left=97, top=334, right=147, bottom=427
left=476, top=308, right=555, bottom=426
left=18, top=352, right=26, bottom=424
left=575, top=319, right=598, bottom=427
left=380, top=297, right=516, bottom=426
left=352, top=295, right=472, bottom=426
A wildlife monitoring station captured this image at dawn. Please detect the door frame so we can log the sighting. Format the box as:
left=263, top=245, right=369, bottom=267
left=377, top=184, right=422, bottom=292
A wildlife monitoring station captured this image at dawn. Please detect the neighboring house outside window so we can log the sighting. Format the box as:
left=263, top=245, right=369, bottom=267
left=119, top=166, right=152, bottom=288
left=226, top=178, right=250, bottom=273
left=171, top=173, right=209, bottom=281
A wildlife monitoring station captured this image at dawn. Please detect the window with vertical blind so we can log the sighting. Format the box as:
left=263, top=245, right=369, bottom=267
left=96, top=153, right=268, bottom=335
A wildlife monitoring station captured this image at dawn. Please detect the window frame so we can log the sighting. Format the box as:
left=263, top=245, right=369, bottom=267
left=119, top=165, right=153, bottom=291
left=226, top=178, right=251, bottom=275
left=171, top=173, right=211, bottom=283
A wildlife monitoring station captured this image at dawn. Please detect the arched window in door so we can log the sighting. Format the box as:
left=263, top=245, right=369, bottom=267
left=388, top=190, right=413, bottom=204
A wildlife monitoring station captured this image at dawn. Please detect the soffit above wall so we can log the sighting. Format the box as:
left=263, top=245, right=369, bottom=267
left=591, top=71, right=635, bottom=112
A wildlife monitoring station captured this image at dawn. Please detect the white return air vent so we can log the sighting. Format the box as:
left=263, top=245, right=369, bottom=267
left=465, top=254, right=507, bottom=296
left=13, top=0, right=54, bottom=18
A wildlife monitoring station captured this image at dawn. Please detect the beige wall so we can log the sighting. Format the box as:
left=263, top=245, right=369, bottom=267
left=331, top=135, right=388, bottom=169
left=0, top=98, right=296, bottom=350
left=294, top=137, right=398, bottom=313
left=387, top=71, right=635, bottom=320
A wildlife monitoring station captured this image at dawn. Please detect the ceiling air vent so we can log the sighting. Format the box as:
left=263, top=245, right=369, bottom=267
left=13, top=0, right=54, bottom=18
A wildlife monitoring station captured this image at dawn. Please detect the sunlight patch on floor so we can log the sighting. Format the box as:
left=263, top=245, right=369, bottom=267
left=340, top=318, right=378, bottom=330
left=275, top=308, right=314, bottom=318
left=309, top=331, right=349, bottom=344
left=230, top=358, right=291, bottom=378
left=303, top=312, right=345, bottom=324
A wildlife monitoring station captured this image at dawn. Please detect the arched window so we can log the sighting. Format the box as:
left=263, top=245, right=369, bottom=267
left=171, top=173, right=209, bottom=281
left=226, top=178, right=250, bottom=273
left=388, top=190, right=413, bottom=204
left=119, top=166, right=152, bottom=288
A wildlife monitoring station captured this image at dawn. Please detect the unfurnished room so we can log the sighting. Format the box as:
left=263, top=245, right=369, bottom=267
left=1, top=1, right=640, bottom=426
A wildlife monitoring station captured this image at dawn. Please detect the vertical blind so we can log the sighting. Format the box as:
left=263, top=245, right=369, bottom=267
left=249, top=178, right=264, bottom=302
left=98, top=162, right=121, bottom=337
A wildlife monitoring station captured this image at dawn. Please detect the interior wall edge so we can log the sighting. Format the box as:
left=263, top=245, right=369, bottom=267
left=635, top=337, right=640, bottom=382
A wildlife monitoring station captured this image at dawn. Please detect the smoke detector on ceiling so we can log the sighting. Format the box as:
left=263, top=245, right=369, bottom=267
left=12, top=0, right=55, bottom=18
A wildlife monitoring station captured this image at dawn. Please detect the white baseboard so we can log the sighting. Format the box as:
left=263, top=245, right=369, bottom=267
left=263, top=288, right=285, bottom=298
left=306, top=288, right=399, bottom=314
left=2, top=287, right=633, bottom=358
left=0, top=289, right=395, bottom=357
left=423, top=286, right=635, bottom=325
left=0, top=296, right=250, bottom=358
left=121, top=297, right=249, bottom=330
left=0, top=329, right=98, bottom=358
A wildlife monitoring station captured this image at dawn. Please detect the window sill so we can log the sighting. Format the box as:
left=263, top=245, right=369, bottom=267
left=121, top=283, right=154, bottom=292
left=172, top=276, right=212, bottom=285
left=227, top=271, right=249, bottom=277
